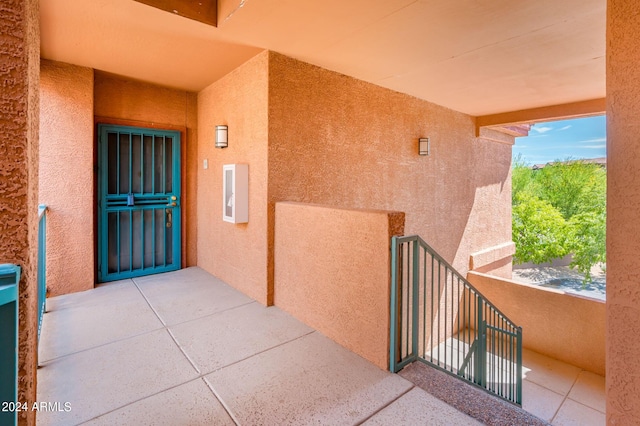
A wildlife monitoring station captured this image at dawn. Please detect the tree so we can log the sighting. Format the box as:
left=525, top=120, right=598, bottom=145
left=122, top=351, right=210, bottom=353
left=534, top=161, right=606, bottom=220
left=511, top=154, right=538, bottom=204
left=567, top=210, right=606, bottom=281
left=512, top=193, right=569, bottom=264
left=511, top=159, right=606, bottom=282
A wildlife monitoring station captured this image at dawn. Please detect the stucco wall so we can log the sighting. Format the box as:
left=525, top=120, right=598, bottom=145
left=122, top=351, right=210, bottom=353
left=39, top=60, right=94, bottom=296
left=196, top=52, right=270, bottom=304
left=607, top=0, right=640, bottom=422
left=274, top=202, right=404, bottom=369
left=94, top=72, right=199, bottom=269
left=194, top=50, right=513, bottom=307
left=0, top=0, right=40, bottom=423
left=267, top=52, right=513, bottom=279
left=468, top=272, right=605, bottom=376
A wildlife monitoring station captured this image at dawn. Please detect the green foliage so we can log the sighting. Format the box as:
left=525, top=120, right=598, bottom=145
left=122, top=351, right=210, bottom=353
left=567, top=211, right=606, bottom=281
left=511, top=154, right=538, bottom=204
left=512, top=158, right=606, bottom=281
left=534, top=161, right=606, bottom=219
left=512, top=193, right=569, bottom=264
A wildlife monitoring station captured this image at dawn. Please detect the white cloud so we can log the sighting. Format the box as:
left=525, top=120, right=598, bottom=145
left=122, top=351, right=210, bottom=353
left=578, top=144, right=606, bottom=149
left=532, top=126, right=553, bottom=134
left=577, top=137, right=606, bottom=144
left=559, top=125, right=572, bottom=131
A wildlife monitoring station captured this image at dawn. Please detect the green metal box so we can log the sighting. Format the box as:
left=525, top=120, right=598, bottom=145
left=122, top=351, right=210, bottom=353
left=0, top=264, right=20, bottom=426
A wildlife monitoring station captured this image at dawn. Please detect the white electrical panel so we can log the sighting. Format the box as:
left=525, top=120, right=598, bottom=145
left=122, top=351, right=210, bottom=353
left=223, top=164, right=248, bottom=223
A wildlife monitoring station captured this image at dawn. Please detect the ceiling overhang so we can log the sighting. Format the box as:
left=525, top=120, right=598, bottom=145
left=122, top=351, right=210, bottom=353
left=39, top=0, right=606, bottom=117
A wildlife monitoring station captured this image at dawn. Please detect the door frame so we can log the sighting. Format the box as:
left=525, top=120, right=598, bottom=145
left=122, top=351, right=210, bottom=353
left=94, top=117, right=188, bottom=283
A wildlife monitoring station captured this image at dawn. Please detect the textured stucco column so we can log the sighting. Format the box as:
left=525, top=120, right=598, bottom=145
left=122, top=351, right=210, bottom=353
left=0, top=0, right=40, bottom=424
left=40, top=61, right=94, bottom=296
left=607, top=0, right=640, bottom=423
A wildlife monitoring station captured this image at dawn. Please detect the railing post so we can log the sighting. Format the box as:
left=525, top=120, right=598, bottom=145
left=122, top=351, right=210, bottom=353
left=389, top=236, right=399, bottom=372
left=411, top=238, right=419, bottom=362
left=38, top=205, right=47, bottom=343
left=475, top=297, right=487, bottom=388
left=516, top=326, right=523, bottom=405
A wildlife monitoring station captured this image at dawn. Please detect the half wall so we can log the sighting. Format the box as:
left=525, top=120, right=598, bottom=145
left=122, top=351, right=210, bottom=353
left=274, top=201, right=405, bottom=369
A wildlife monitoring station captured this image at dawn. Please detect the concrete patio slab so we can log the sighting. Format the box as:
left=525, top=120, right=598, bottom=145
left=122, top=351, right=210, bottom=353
left=205, top=332, right=413, bottom=425
left=134, top=267, right=253, bottom=326
left=37, top=329, right=199, bottom=425
left=170, top=301, right=313, bottom=375
left=37, top=267, right=601, bottom=425
left=521, top=379, right=564, bottom=423
left=83, top=378, right=234, bottom=426
left=522, top=348, right=581, bottom=395
left=39, top=279, right=163, bottom=361
left=363, top=387, right=481, bottom=426
left=567, top=370, right=606, bottom=413
left=552, top=399, right=606, bottom=426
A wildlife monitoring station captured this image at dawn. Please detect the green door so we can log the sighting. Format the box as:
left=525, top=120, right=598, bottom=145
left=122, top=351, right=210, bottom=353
left=98, top=125, right=181, bottom=282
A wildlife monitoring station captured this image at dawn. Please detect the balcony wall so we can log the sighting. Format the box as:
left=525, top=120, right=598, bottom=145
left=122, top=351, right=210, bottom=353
left=274, top=201, right=405, bottom=369
left=467, top=271, right=605, bottom=375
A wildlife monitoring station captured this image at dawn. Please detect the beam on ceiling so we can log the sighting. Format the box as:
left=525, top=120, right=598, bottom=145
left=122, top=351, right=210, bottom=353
left=475, top=98, right=606, bottom=136
left=133, top=0, right=218, bottom=26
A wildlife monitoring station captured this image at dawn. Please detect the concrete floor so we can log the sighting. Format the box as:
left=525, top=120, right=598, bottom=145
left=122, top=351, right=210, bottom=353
left=36, top=267, right=479, bottom=425
left=36, top=267, right=605, bottom=425
left=521, top=349, right=605, bottom=425
left=427, top=334, right=606, bottom=425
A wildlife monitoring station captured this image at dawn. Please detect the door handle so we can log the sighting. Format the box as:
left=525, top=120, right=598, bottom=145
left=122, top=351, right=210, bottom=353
left=166, top=209, right=172, bottom=228
left=167, top=202, right=176, bottom=207
left=167, top=195, right=177, bottom=207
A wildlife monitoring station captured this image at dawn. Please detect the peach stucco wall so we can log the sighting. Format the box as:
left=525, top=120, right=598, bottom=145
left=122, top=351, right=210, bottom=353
left=0, top=0, right=40, bottom=423
left=607, top=0, right=640, bottom=422
left=267, top=52, right=513, bottom=278
left=274, top=202, right=405, bottom=369
left=467, top=272, right=605, bottom=376
left=196, top=50, right=513, bottom=308
left=196, top=52, right=270, bottom=304
left=39, top=60, right=94, bottom=296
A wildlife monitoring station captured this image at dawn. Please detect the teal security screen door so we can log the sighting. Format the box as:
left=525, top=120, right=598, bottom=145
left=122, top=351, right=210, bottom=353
left=98, top=125, right=181, bottom=282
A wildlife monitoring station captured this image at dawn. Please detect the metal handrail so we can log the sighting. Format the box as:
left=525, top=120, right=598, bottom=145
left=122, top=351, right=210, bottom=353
left=390, top=235, right=523, bottom=405
left=37, top=205, right=48, bottom=345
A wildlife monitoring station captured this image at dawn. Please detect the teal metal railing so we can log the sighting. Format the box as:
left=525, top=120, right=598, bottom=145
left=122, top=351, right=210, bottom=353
left=38, top=204, right=48, bottom=344
left=0, top=264, right=20, bottom=426
left=390, top=235, right=522, bottom=405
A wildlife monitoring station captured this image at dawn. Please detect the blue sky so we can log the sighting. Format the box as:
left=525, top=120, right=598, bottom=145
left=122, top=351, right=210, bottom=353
left=513, top=115, right=606, bottom=165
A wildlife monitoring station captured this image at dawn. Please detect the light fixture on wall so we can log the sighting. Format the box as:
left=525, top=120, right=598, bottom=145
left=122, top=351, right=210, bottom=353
left=215, top=125, right=228, bottom=148
left=419, top=137, right=430, bottom=156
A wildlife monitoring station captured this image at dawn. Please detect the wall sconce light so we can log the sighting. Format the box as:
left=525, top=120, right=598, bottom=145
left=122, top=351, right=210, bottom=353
left=419, top=137, right=430, bottom=156
left=215, top=125, right=228, bottom=148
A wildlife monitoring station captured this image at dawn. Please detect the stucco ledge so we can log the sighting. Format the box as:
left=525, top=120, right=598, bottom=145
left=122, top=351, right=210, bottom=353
left=469, top=241, right=516, bottom=270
